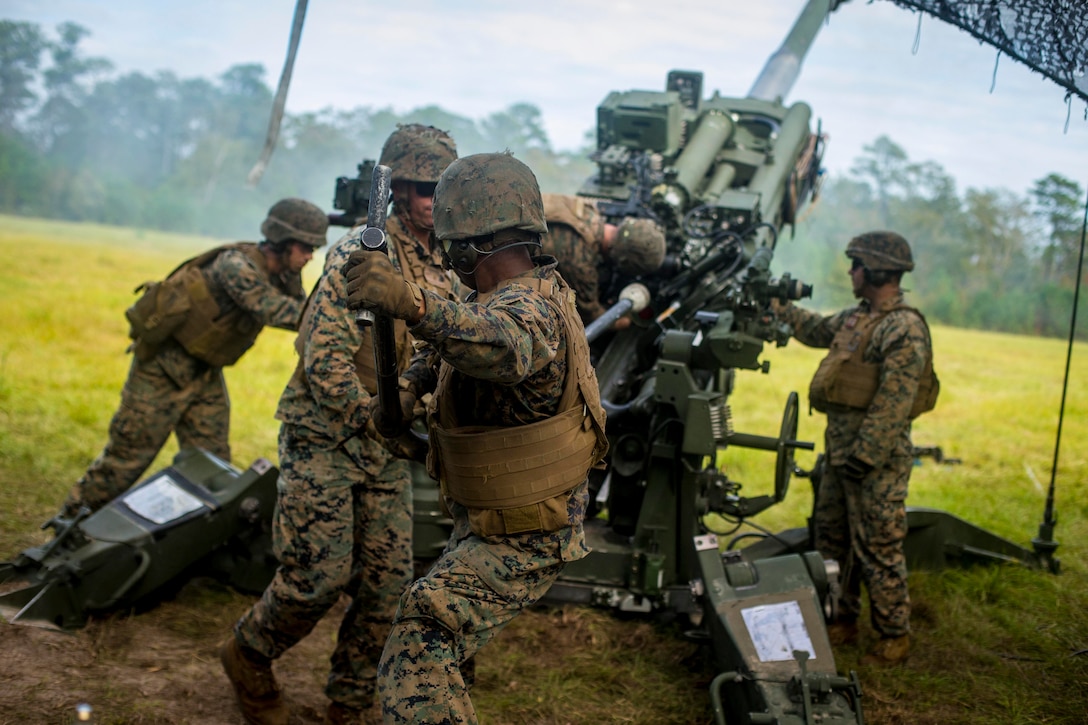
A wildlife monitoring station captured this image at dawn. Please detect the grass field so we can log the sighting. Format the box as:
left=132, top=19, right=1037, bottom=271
left=1, top=214, right=1087, bottom=724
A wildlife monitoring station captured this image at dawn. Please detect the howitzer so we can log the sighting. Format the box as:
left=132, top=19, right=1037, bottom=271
left=328, top=158, right=377, bottom=228
left=405, top=1, right=864, bottom=722
left=532, top=0, right=1059, bottom=715
left=0, top=449, right=279, bottom=629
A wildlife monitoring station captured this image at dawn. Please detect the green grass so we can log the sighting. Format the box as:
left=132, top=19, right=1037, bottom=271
left=1, top=214, right=1087, bottom=723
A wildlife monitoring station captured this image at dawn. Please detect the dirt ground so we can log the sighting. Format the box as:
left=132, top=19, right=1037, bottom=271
left=0, top=575, right=713, bottom=725
left=0, top=578, right=346, bottom=725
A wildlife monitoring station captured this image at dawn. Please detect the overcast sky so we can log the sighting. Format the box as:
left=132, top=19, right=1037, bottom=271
left=6, top=0, right=1087, bottom=197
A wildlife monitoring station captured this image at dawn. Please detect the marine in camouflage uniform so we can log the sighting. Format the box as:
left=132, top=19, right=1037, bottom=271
left=222, top=125, right=460, bottom=725
left=344, top=152, right=608, bottom=724
left=59, top=198, right=328, bottom=517
left=540, top=193, right=666, bottom=325
left=775, top=231, right=936, bottom=666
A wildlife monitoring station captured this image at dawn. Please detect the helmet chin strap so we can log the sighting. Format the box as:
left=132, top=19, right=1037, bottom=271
left=445, top=239, right=542, bottom=275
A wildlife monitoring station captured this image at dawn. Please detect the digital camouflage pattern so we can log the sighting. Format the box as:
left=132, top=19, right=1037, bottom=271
left=813, top=458, right=911, bottom=637
left=274, top=230, right=392, bottom=457
left=232, top=426, right=411, bottom=713
left=540, top=194, right=610, bottom=323
left=539, top=194, right=666, bottom=323
left=380, top=123, right=458, bottom=184
left=378, top=485, right=589, bottom=724
left=611, top=217, right=667, bottom=276
left=432, top=153, right=548, bottom=241
left=63, top=246, right=305, bottom=515
left=845, top=230, right=914, bottom=272
left=261, top=197, right=329, bottom=248
left=206, top=246, right=309, bottom=332
left=230, top=214, right=459, bottom=715
left=233, top=229, right=408, bottom=712
left=777, top=291, right=931, bottom=638
left=402, top=262, right=567, bottom=428
left=380, top=259, right=592, bottom=724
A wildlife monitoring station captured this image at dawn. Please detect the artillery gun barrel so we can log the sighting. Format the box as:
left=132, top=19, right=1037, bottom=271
left=586, top=283, right=652, bottom=343
left=747, top=0, right=843, bottom=102
left=737, top=102, right=812, bottom=250
left=658, top=110, right=736, bottom=216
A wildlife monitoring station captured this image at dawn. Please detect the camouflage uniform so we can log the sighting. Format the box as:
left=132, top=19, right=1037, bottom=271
left=540, top=194, right=610, bottom=323
left=341, top=153, right=606, bottom=724
left=377, top=259, right=591, bottom=724
left=778, top=291, right=931, bottom=638
left=540, top=194, right=666, bottom=325
left=64, top=245, right=306, bottom=513
left=230, top=216, right=460, bottom=713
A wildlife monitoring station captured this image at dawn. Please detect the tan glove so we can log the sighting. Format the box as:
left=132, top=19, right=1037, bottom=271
left=343, top=251, right=424, bottom=322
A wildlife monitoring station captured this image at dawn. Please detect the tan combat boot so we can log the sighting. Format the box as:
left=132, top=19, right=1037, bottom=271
left=219, top=636, right=289, bottom=725
left=860, top=634, right=910, bottom=666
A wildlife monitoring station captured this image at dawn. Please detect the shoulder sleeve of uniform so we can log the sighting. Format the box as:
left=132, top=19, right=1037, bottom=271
left=209, top=249, right=304, bottom=330
left=410, top=276, right=561, bottom=384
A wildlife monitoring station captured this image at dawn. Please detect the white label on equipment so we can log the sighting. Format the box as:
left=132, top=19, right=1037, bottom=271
left=741, top=600, right=816, bottom=662
left=123, top=474, right=206, bottom=524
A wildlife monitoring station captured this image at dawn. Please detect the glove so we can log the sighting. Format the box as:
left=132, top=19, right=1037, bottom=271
left=343, top=251, right=424, bottom=322
left=367, top=389, right=419, bottom=439
left=364, top=391, right=428, bottom=462
left=841, top=455, right=874, bottom=482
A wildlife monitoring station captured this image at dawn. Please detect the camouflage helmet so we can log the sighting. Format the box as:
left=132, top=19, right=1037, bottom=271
left=261, top=198, right=329, bottom=248
left=612, top=217, right=667, bottom=276
left=379, top=123, right=458, bottom=183
left=433, top=152, right=548, bottom=242
left=845, top=230, right=914, bottom=272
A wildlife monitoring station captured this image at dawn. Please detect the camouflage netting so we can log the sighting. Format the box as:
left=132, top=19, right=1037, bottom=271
left=882, top=0, right=1088, bottom=103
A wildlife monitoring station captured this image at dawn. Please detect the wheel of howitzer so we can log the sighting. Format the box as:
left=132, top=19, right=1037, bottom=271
left=774, top=391, right=801, bottom=504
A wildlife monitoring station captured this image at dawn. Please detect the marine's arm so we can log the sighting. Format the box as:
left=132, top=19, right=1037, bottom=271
left=211, top=250, right=305, bottom=330
left=411, top=284, right=560, bottom=384
left=775, top=302, right=851, bottom=348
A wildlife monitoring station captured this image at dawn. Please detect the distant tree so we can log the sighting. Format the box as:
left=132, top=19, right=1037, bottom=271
left=1031, top=173, right=1085, bottom=285
left=33, top=22, right=112, bottom=159
left=0, top=131, right=49, bottom=214
left=849, top=135, right=910, bottom=224
left=481, top=103, right=550, bottom=155
left=0, top=20, right=47, bottom=133
left=82, top=71, right=175, bottom=186
left=962, top=188, right=1032, bottom=279
left=216, top=63, right=274, bottom=139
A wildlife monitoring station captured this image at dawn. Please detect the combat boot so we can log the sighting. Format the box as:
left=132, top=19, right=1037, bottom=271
left=219, top=636, right=288, bottom=725
left=860, top=634, right=910, bottom=666
left=826, top=619, right=859, bottom=646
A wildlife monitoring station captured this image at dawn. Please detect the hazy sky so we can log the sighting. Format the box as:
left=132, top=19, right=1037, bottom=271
left=6, top=0, right=1087, bottom=197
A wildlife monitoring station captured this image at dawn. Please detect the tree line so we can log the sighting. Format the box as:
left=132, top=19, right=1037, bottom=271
left=0, top=19, right=1084, bottom=339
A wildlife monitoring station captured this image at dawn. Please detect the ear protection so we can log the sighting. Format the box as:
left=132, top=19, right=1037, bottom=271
left=438, top=234, right=542, bottom=275
left=441, top=239, right=477, bottom=274
left=863, top=268, right=896, bottom=287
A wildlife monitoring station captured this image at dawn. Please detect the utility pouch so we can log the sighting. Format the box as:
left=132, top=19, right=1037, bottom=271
left=810, top=357, right=880, bottom=413
left=124, top=277, right=191, bottom=346
left=910, top=367, right=940, bottom=418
